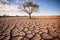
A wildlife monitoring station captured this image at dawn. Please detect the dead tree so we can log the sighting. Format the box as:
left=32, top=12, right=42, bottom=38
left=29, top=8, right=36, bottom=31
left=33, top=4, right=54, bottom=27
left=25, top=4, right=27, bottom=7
left=18, top=2, right=39, bottom=19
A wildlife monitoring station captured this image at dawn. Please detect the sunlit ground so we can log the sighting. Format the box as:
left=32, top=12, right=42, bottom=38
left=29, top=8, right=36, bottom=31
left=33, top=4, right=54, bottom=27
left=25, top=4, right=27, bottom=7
left=0, top=16, right=60, bottom=40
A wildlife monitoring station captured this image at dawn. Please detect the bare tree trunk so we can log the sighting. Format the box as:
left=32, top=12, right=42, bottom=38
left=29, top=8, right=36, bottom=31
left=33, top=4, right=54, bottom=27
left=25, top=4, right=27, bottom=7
left=29, top=13, right=31, bottom=19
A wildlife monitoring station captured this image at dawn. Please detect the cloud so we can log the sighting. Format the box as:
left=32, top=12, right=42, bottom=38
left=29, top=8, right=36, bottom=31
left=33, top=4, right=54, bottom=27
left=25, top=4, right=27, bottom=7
left=4, top=5, right=19, bottom=10
left=0, top=13, right=3, bottom=16
left=0, top=0, right=26, bottom=10
left=0, top=4, right=19, bottom=10
left=0, top=0, right=7, bottom=2
left=0, top=0, right=25, bottom=5
left=0, top=0, right=8, bottom=4
left=0, top=4, right=4, bottom=9
left=15, top=0, right=19, bottom=3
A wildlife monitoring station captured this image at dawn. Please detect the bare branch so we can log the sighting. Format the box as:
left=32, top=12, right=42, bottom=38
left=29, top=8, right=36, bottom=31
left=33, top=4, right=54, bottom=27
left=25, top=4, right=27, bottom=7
left=18, top=1, right=39, bottom=18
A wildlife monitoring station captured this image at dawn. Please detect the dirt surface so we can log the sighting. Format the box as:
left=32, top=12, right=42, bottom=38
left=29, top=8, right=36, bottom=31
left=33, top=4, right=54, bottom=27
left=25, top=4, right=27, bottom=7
left=0, top=17, right=60, bottom=40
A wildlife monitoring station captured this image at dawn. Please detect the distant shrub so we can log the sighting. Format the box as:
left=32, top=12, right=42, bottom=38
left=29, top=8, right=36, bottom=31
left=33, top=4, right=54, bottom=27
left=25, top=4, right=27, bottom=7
left=16, top=15, right=19, bottom=17
left=3, top=14, right=7, bottom=16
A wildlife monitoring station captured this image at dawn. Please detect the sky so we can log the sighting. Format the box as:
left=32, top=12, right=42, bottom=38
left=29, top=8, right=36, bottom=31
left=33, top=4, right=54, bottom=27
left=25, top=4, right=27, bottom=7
left=0, top=0, right=60, bottom=16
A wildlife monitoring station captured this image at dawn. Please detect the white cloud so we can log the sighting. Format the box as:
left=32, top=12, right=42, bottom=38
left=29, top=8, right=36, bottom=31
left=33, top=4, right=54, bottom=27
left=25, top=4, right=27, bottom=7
left=4, top=5, right=19, bottom=10
left=15, top=0, right=19, bottom=3
left=0, top=0, right=7, bottom=2
left=0, top=4, right=4, bottom=9
left=0, top=4, right=19, bottom=10
left=0, top=0, right=8, bottom=4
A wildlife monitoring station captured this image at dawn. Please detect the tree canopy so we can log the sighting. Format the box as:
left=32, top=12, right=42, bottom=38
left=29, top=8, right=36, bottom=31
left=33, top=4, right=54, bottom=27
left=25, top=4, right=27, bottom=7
left=18, top=1, right=39, bottom=18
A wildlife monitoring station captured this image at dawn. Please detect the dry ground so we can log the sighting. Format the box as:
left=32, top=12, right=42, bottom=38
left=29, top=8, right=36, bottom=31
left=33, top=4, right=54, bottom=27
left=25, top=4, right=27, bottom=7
left=0, top=16, right=60, bottom=40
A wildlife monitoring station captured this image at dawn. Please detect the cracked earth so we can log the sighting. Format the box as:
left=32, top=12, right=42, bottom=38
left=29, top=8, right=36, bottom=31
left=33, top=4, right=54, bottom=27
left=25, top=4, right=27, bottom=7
left=0, top=17, right=60, bottom=40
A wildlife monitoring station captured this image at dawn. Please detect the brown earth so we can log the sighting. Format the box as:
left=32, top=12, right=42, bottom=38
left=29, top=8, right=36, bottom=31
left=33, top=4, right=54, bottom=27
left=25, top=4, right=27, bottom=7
left=0, top=16, right=60, bottom=40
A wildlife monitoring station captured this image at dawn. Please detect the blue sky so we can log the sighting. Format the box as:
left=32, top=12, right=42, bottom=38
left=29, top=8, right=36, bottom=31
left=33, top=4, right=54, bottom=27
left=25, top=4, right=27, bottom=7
left=0, top=0, right=60, bottom=16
